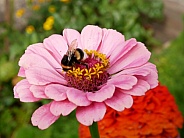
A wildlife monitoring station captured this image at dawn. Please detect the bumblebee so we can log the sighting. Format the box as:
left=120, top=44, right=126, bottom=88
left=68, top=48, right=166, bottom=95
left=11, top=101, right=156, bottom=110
left=61, top=39, right=87, bottom=71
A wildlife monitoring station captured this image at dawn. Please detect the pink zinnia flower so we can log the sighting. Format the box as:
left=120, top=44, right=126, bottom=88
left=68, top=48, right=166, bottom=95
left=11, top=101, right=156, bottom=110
left=14, top=25, right=158, bottom=129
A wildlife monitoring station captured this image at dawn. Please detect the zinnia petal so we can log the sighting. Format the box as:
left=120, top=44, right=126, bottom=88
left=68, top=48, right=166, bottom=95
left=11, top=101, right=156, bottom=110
left=31, top=103, right=59, bottom=130
left=19, top=54, right=55, bottom=71
left=45, top=84, right=67, bottom=101
left=109, top=42, right=151, bottom=74
left=18, top=67, right=25, bottom=77
left=109, top=38, right=137, bottom=67
left=14, top=79, right=40, bottom=102
left=86, top=84, right=115, bottom=102
left=121, top=63, right=158, bottom=88
left=99, top=28, right=125, bottom=56
left=50, top=100, right=77, bottom=116
left=76, top=102, right=106, bottom=126
left=122, top=79, right=150, bottom=96
left=67, top=88, right=91, bottom=106
left=13, top=85, right=19, bottom=98
left=25, top=43, right=44, bottom=54
left=121, top=62, right=154, bottom=76
left=81, top=25, right=102, bottom=50
left=25, top=67, right=66, bottom=85
left=25, top=43, right=61, bottom=68
left=63, top=28, right=83, bottom=49
left=137, top=70, right=158, bottom=89
left=105, top=90, right=133, bottom=111
left=30, top=85, right=48, bottom=99
left=43, top=34, right=68, bottom=60
left=107, top=74, right=137, bottom=90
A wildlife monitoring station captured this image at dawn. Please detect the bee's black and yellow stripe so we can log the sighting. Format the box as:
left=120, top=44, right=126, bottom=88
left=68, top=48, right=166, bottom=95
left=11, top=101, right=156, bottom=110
left=75, top=48, right=84, bottom=61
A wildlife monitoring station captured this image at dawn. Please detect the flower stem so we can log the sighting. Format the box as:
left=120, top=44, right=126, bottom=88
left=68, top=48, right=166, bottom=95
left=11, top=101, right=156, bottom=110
left=89, top=122, right=100, bottom=138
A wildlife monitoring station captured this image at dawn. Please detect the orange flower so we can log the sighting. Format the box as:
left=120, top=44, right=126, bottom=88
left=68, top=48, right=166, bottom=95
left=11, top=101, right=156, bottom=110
left=79, top=84, right=183, bottom=138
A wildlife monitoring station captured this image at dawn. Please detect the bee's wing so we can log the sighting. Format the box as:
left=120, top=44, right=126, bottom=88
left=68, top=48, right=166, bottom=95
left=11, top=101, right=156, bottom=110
left=68, top=39, right=78, bottom=51
left=67, top=39, right=78, bottom=61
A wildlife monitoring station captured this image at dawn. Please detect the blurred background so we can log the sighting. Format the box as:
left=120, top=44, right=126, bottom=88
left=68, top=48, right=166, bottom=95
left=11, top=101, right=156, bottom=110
left=0, top=0, right=183, bottom=138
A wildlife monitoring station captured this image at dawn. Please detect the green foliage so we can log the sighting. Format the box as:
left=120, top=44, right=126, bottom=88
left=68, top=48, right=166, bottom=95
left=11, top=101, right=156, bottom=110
left=27, top=0, right=163, bottom=45
left=0, top=60, right=17, bottom=82
left=12, top=112, right=78, bottom=138
left=152, top=29, right=184, bottom=138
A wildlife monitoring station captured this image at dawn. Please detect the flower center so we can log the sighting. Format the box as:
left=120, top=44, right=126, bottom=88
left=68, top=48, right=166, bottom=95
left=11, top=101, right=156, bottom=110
left=65, top=49, right=110, bottom=92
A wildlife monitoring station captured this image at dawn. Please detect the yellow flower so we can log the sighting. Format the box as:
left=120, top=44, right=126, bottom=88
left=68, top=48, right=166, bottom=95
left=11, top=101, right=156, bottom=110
left=43, top=23, right=53, bottom=31
left=48, top=6, right=56, bottom=13
left=32, top=5, right=40, bottom=11
left=43, top=16, right=54, bottom=31
left=16, top=8, right=25, bottom=18
left=26, top=25, right=35, bottom=34
left=60, top=0, right=70, bottom=3
left=46, top=16, right=54, bottom=24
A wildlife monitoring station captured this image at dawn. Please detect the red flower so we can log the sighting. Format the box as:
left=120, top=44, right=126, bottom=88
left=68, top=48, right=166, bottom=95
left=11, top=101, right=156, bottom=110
left=79, top=83, right=183, bottom=138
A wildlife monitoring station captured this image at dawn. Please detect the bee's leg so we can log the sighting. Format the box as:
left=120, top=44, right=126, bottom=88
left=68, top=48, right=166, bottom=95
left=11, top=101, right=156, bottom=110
left=83, top=63, right=88, bottom=69
left=76, top=60, right=88, bottom=69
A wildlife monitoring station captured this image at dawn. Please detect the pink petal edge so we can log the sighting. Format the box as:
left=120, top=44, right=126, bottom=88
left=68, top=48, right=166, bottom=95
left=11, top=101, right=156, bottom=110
left=43, top=34, right=68, bottom=61
left=109, top=38, right=137, bottom=67
left=14, top=79, right=40, bottom=102
left=81, top=25, right=102, bottom=50
left=67, top=88, right=91, bottom=106
left=45, top=84, right=68, bottom=101
left=107, top=74, right=137, bottom=90
left=63, top=28, right=83, bottom=49
left=86, top=84, right=115, bottom=102
left=30, top=85, right=48, bottom=99
left=121, top=79, right=150, bottom=96
left=105, top=90, right=133, bottom=111
left=76, top=102, right=106, bottom=126
left=25, top=43, right=61, bottom=68
left=99, top=28, right=125, bottom=56
left=25, top=67, right=66, bottom=85
left=50, top=100, right=77, bottom=116
left=31, top=103, right=59, bottom=130
left=109, top=42, right=151, bottom=74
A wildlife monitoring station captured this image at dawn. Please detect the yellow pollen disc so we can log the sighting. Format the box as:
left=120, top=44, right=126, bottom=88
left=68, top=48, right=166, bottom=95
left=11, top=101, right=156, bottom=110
left=68, top=67, right=84, bottom=80
left=84, top=49, right=109, bottom=68
left=66, top=49, right=109, bottom=81
left=84, top=68, right=93, bottom=80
